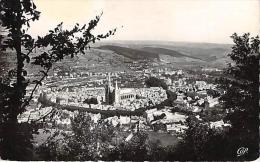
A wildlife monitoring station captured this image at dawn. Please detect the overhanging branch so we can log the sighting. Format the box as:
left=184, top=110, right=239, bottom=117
left=21, top=66, right=51, bottom=110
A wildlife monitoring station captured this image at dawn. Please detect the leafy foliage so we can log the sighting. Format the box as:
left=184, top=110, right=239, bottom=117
left=0, top=0, right=116, bottom=160
left=83, top=97, right=98, bottom=108
left=165, top=90, right=177, bottom=106
left=173, top=33, right=259, bottom=161
left=107, top=131, right=150, bottom=161
left=217, top=33, right=259, bottom=160
left=145, top=76, right=168, bottom=90
left=171, top=115, right=231, bottom=160
left=37, top=112, right=116, bottom=161
left=206, top=89, right=220, bottom=98
left=167, top=33, right=259, bottom=161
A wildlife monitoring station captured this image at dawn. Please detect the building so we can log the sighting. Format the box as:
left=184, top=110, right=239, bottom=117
left=105, top=73, right=136, bottom=105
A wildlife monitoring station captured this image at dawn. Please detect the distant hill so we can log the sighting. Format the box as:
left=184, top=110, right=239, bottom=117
left=97, top=45, right=159, bottom=60
left=141, top=47, right=203, bottom=60
left=97, top=41, right=231, bottom=62
left=167, top=46, right=230, bottom=61
left=97, top=45, right=206, bottom=62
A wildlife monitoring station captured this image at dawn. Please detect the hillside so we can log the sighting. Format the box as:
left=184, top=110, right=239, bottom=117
left=141, top=47, right=203, bottom=60
left=97, top=45, right=159, bottom=60
left=3, top=41, right=231, bottom=77
left=97, top=40, right=231, bottom=62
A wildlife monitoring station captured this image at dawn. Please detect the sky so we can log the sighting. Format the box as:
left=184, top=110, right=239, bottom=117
left=29, top=0, right=260, bottom=44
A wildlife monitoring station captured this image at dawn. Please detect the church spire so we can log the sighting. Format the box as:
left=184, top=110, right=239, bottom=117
left=115, top=80, right=118, bottom=90
left=108, top=72, right=111, bottom=88
left=114, top=80, right=119, bottom=104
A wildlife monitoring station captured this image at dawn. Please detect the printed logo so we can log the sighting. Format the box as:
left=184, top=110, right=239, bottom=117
left=237, top=147, right=248, bottom=157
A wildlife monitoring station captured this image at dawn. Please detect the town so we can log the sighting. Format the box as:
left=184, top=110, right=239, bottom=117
left=0, top=0, right=258, bottom=160
left=18, top=58, right=230, bottom=146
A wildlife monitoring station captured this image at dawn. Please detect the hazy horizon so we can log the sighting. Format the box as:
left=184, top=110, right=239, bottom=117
left=96, top=39, right=234, bottom=45
left=28, top=0, right=259, bottom=44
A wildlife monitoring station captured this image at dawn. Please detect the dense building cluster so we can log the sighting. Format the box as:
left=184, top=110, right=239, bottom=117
left=20, top=62, right=229, bottom=138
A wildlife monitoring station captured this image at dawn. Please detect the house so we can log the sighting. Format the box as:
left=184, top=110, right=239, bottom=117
left=210, top=120, right=231, bottom=129
left=166, top=123, right=188, bottom=133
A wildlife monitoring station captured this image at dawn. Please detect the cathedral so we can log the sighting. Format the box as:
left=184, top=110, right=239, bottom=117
left=105, top=74, right=136, bottom=105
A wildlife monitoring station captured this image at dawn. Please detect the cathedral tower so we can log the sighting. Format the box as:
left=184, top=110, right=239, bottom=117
left=105, top=73, right=113, bottom=104
left=114, top=80, right=120, bottom=104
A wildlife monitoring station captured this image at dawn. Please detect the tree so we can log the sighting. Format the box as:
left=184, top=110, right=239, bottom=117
left=206, top=89, right=220, bottom=98
left=0, top=0, right=116, bottom=160
left=171, top=115, right=230, bottom=161
left=109, top=131, right=149, bottom=161
left=145, top=77, right=168, bottom=90
left=169, top=33, right=259, bottom=161
left=218, top=33, right=259, bottom=160
left=165, top=90, right=177, bottom=106
left=37, top=112, right=116, bottom=160
left=83, top=97, right=98, bottom=108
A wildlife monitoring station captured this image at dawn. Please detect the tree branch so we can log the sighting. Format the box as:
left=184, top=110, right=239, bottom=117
left=31, top=107, right=54, bottom=123
left=21, top=66, right=51, bottom=110
left=26, top=44, right=37, bottom=56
